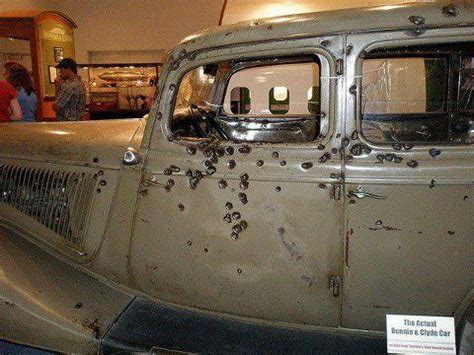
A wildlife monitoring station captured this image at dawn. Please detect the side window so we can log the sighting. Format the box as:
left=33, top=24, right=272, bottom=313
left=172, top=58, right=322, bottom=143
left=360, top=44, right=474, bottom=144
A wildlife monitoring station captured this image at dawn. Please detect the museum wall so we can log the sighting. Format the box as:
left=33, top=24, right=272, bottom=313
left=0, top=0, right=225, bottom=63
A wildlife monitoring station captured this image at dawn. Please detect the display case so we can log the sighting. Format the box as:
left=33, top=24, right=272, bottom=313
left=78, top=63, right=160, bottom=119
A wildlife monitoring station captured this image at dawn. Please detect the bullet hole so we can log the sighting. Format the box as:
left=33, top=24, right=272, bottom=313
left=96, top=188, right=101, bottom=193
left=429, top=148, right=441, bottom=158
left=240, top=221, right=248, bottom=229
left=403, top=143, right=414, bottom=150
left=232, top=212, right=241, bottom=220
left=350, top=144, right=363, bottom=156
left=99, top=180, right=107, bottom=186
left=238, top=192, right=248, bottom=204
left=349, top=85, right=357, bottom=95
left=173, top=132, right=182, bottom=141
left=98, top=170, right=104, bottom=176
left=280, top=160, right=287, bottom=167
left=225, top=146, right=234, bottom=155
left=167, top=134, right=174, bottom=142
left=463, top=196, right=469, bottom=201
left=447, top=231, right=455, bottom=235
left=203, top=160, right=212, bottom=168
left=351, top=130, right=359, bottom=141
left=376, top=154, right=385, bottom=163
left=275, top=186, right=281, bottom=192
left=318, top=183, right=327, bottom=189
left=218, top=179, right=228, bottom=189
left=320, top=39, right=330, bottom=47
left=349, top=199, right=356, bottom=205
left=240, top=181, right=249, bottom=190
left=225, top=202, right=233, bottom=210
left=375, top=220, right=383, bottom=225
left=393, top=156, right=403, bottom=163
left=407, top=160, right=418, bottom=168
left=256, top=160, right=264, bottom=166
left=189, top=177, right=199, bottom=189
left=331, top=148, right=338, bottom=155
left=301, top=162, right=314, bottom=170
left=232, top=224, right=243, bottom=234
left=185, top=169, right=193, bottom=177
left=178, top=204, right=185, bottom=211
left=238, top=146, right=251, bottom=154
left=345, top=44, right=353, bottom=54
left=237, top=268, right=242, bottom=274
left=231, top=232, right=239, bottom=240
left=317, top=144, right=325, bottom=150
left=206, top=166, right=217, bottom=175
left=393, top=143, right=402, bottom=151
left=169, top=84, right=176, bottom=91
left=167, top=179, right=175, bottom=187
left=429, top=179, right=436, bottom=189
left=93, top=157, right=99, bottom=163
left=319, top=152, right=330, bottom=163
left=203, top=248, right=209, bottom=253
left=240, top=173, right=249, bottom=181
left=187, top=240, right=192, bottom=246
left=336, top=133, right=341, bottom=138
left=342, top=138, right=350, bottom=148
left=227, top=160, right=236, bottom=169
left=193, top=170, right=203, bottom=179
left=163, top=168, right=172, bottom=176
left=330, top=173, right=338, bottom=179
left=216, top=147, right=225, bottom=157
left=385, top=154, right=395, bottom=162
left=223, top=214, right=232, bottom=223
left=271, top=151, right=279, bottom=159
left=346, top=155, right=354, bottom=162
left=75, top=302, right=83, bottom=309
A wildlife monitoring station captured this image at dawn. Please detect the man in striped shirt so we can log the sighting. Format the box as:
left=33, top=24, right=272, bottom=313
left=53, top=58, right=86, bottom=121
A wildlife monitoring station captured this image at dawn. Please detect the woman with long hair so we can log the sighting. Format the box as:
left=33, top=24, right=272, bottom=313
left=4, top=62, right=38, bottom=122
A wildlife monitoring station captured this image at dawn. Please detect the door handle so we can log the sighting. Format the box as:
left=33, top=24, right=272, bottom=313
left=348, top=186, right=387, bottom=200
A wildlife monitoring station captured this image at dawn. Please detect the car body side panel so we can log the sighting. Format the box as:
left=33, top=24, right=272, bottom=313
left=0, top=226, right=134, bottom=353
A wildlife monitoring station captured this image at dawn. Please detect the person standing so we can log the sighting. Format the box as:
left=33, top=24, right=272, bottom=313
left=4, top=62, right=38, bottom=122
left=0, top=79, right=21, bottom=123
left=52, top=58, right=86, bottom=121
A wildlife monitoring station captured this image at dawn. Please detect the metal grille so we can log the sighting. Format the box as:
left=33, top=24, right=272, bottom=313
left=0, top=164, right=98, bottom=250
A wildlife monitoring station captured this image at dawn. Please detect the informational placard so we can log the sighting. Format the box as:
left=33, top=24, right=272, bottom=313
left=386, top=314, right=456, bottom=354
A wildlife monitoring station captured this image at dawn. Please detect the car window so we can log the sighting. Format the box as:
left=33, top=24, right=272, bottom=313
left=171, top=58, right=323, bottom=143
left=360, top=44, right=474, bottom=145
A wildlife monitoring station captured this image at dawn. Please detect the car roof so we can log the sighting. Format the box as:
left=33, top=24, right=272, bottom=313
left=175, top=3, right=474, bottom=54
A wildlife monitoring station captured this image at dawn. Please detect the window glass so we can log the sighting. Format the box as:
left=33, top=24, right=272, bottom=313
left=230, top=87, right=251, bottom=114
left=460, top=56, right=474, bottom=112
left=361, top=56, right=450, bottom=144
left=172, top=59, right=322, bottom=143
left=269, top=87, right=289, bottom=114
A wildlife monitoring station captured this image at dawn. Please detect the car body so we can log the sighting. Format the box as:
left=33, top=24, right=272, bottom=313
left=0, top=2, right=473, bottom=353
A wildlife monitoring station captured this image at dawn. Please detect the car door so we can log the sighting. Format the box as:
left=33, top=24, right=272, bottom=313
left=130, top=37, right=346, bottom=327
left=342, top=29, right=474, bottom=331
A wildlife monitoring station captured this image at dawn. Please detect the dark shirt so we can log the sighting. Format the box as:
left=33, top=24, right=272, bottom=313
left=56, top=77, right=86, bottom=121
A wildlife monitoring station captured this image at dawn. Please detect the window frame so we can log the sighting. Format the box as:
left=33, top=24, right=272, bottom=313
left=158, top=45, right=335, bottom=148
left=357, top=43, right=474, bottom=146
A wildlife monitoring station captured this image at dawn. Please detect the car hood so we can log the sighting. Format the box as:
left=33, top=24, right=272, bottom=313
left=0, top=118, right=145, bottom=169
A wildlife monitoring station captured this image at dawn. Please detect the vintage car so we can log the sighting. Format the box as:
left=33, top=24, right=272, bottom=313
left=0, top=2, right=472, bottom=353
